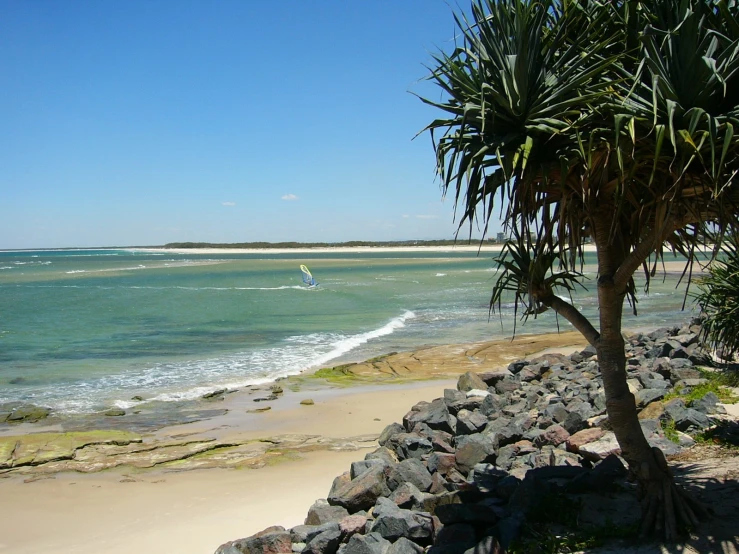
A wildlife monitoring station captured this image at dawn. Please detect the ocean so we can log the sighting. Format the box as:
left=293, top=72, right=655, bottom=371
left=0, top=248, right=698, bottom=414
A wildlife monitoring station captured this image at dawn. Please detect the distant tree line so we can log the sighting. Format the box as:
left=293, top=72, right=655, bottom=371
left=162, top=240, right=486, bottom=249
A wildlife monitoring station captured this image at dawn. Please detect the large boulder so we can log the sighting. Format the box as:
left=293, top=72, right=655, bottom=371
left=457, top=371, right=488, bottom=393
left=328, top=466, right=390, bottom=513
left=214, top=526, right=292, bottom=554
left=385, top=458, right=433, bottom=492
left=370, top=498, right=434, bottom=543
left=341, top=532, right=391, bottom=554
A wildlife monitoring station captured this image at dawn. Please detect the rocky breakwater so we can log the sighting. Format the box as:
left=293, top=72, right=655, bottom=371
left=215, top=323, right=734, bottom=554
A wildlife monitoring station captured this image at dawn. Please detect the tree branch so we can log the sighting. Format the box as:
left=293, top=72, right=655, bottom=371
left=613, top=225, right=661, bottom=293
left=540, top=293, right=601, bottom=347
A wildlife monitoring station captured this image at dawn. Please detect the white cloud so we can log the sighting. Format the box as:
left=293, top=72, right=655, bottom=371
left=222, top=201, right=236, bottom=206
left=281, top=194, right=298, bottom=201
left=402, top=214, right=410, bottom=218
left=415, top=214, right=438, bottom=219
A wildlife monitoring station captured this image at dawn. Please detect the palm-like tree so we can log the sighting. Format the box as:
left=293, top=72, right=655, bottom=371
left=420, top=0, right=739, bottom=540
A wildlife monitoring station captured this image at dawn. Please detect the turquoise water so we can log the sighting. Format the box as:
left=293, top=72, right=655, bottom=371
left=0, top=249, right=698, bottom=413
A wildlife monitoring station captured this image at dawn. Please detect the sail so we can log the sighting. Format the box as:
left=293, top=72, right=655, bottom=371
left=300, top=264, right=317, bottom=286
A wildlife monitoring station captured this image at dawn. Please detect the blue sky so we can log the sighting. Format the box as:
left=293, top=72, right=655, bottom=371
left=0, top=0, right=498, bottom=249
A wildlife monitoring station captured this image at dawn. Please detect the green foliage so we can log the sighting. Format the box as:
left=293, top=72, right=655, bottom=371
left=421, top=0, right=739, bottom=314
left=693, top=234, right=739, bottom=360
left=662, top=418, right=681, bottom=444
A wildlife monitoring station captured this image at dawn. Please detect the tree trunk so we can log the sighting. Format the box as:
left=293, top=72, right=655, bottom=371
left=593, top=222, right=705, bottom=540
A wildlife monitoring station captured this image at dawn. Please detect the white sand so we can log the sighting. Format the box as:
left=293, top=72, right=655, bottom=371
left=0, top=380, right=455, bottom=554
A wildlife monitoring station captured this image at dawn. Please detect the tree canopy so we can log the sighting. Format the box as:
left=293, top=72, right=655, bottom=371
left=420, top=0, right=739, bottom=540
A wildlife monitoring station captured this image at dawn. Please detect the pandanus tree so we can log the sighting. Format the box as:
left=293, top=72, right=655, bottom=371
left=420, top=0, right=739, bottom=540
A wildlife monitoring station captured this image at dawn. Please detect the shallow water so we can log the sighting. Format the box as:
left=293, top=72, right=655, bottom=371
left=0, top=248, right=699, bottom=413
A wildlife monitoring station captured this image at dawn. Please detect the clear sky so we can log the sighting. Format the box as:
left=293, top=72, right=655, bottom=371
left=0, top=0, right=499, bottom=249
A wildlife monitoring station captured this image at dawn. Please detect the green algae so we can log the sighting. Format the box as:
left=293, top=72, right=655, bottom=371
left=0, top=430, right=142, bottom=469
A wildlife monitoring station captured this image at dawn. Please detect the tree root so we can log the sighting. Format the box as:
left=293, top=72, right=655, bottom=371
left=637, top=447, right=709, bottom=541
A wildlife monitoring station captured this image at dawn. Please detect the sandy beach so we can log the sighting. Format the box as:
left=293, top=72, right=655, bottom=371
left=0, top=332, right=588, bottom=554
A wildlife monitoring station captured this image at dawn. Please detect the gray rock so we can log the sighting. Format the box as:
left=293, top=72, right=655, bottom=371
left=290, top=522, right=339, bottom=544
left=305, top=499, right=350, bottom=526
left=303, top=527, right=342, bottom=554
left=378, top=423, right=405, bottom=446
left=454, top=409, right=488, bottom=435
left=328, top=466, right=390, bottom=513
left=385, top=458, right=433, bottom=492
left=403, top=399, right=455, bottom=434
left=454, top=433, right=496, bottom=473
left=351, top=459, right=388, bottom=479
left=341, top=532, right=391, bottom=554
left=215, top=526, right=292, bottom=554
left=388, top=433, right=433, bottom=461
left=365, top=447, right=399, bottom=465
left=457, top=371, right=488, bottom=392
left=370, top=498, right=434, bottom=543
left=494, top=375, right=521, bottom=394
left=388, top=481, right=426, bottom=510
left=664, top=398, right=711, bottom=431
left=636, top=388, right=666, bottom=407
left=692, top=391, right=726, bottom=415
left=479, top=394, right=504, bottom=417
left=386, top=537, right=424, bottom=554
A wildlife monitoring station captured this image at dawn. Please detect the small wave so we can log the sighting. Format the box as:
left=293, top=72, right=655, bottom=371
left=66, top=270, right=87, bottom=274
left=436, top=273, right=447, bottom=277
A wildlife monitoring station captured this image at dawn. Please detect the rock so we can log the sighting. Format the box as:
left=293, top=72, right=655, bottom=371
left=664, top=398, right=711, bottom=431
left=454, top=409, right=488, bottom=435
left=403, top=399, right=455, bottom=434
left=388, top=482, right=426, bottom=510
left=202, top=389, right=228, bottom=400
left=351, top=459, right=389, bottom=479
left=305, top=499, right=350, bottom=526
left=328, top=466, right=390, bottom=513
left=386, top=433, right=433, bottom=461
left=290, top=522, right=339, bottom=544
left=215, top=526, right=292, bottom=554
left=370, top=498, right=434, bottom=543
left=300, top=399, right=315, bottom=406
left=365, top=447, right=399, bottom=465
left=533, top=424, right=569, bottom=447
left=6, top=404, right=51, bottom=423
left=636, top=388, right=667, bottom=407
left=247, top=407, right=272, bottom=413
left=457, top=371, right=488, bottom=393
left=692, top=391, right=726, bottom=415
left=576, top=431, right=621, bottom=461
left=427, top=452, right=457, bottom=476
left=303, top=526, right=342, bottom=554
left=387, top=537, right=424, bottom=554
left=339, top=514, right=368, bottom=540
left=454, top=433, right=496, bottom=473
left=340, top=532, right=391, bottom=554
left=131, top=395, right=145, bottom=401
left=566, top=427, right=606, bottom=453
left=378, top=423, right=405, bottom=446
left=638, top=401, right=665, bottom=420
left=103, top=407, right=126, bottom=417
left=385, top=458, right=433, bottom=492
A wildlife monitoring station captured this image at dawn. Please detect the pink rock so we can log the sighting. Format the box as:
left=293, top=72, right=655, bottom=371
left=566, top=427, right=606, bottom=452
left=534, top=424, right=570, bottom=447
left=339, top=514, right=368, bottom=539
